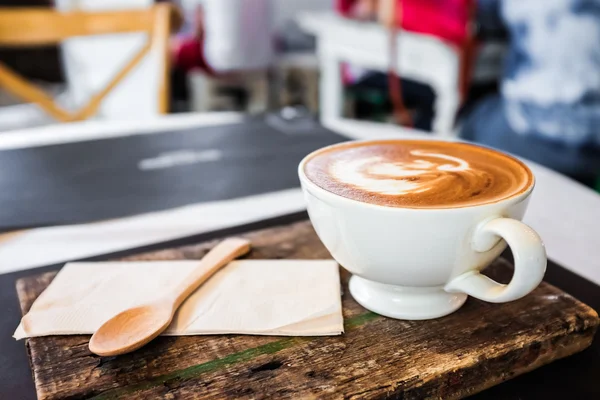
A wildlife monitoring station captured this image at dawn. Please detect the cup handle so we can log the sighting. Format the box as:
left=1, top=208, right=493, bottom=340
left=444, top=218, right=547, bottom=303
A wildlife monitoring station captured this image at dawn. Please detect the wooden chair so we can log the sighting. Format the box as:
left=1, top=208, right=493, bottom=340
left=0, top=4, right=176, bottom=122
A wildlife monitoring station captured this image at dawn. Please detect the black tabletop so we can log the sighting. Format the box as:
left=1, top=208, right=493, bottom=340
left=0, top=115, right=345, bottom=230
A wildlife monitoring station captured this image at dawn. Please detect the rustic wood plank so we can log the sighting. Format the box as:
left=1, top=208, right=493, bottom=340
left=16, top=220, right=599, bottom=400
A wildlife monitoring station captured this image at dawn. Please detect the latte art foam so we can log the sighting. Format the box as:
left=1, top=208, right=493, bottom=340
left=304, top=140, right=533, bottom=208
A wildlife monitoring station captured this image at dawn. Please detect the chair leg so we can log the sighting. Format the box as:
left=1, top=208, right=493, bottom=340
left=247, top=71, right=268, bottom=114
left=318, top=42, right=343, bottom=121
left=189, top=72, right=213, bottom=112
left=432, top=88, right=459, bottom=136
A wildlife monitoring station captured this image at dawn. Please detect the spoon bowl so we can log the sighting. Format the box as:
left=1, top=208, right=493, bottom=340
left=89, top=303, right=173, bottom=356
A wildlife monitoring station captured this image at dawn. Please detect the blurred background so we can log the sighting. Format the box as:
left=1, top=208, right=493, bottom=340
left=0, top=0, right=598, bottom=190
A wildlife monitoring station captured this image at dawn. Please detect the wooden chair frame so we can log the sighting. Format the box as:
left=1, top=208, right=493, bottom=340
left=0, top=4, right=173, bottom=122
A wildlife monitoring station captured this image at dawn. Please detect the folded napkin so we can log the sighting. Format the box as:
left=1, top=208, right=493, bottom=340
left=14, top=260, right=343, bottom=339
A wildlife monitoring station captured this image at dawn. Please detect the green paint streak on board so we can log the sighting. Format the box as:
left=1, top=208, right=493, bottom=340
left=91, top=312, right=379, bottom=399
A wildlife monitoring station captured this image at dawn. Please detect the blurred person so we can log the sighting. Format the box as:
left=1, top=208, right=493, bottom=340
left=461, top=0, right=600, bottom=186
left=170, top=0, right=272, bottom=75
left=168, top=0, right=272, bottom=110
left=337, top=0, right=474, bottom=131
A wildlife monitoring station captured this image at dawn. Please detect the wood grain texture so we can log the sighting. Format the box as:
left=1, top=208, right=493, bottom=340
left=16, top=221, right=599, bottom=400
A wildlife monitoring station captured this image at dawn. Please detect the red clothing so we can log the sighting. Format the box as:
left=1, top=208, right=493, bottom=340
left=336, top=0, right=471, bottom=46
left=174, top=37, right=215, bottom=75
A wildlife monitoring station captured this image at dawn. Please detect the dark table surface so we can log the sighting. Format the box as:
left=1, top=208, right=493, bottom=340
left=0, top=115, right=344, bottom=231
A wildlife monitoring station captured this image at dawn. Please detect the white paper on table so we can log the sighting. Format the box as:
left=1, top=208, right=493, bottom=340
left=14, top=260, right=343, bottom=339
left=0, top=189, right=306, bottom=275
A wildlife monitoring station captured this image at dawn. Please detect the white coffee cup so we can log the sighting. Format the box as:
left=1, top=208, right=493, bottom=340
left=298, top=141, right=547, bottom=320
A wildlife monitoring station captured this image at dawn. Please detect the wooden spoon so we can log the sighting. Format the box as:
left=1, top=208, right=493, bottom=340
left=88, top=237, right=251, bottom=356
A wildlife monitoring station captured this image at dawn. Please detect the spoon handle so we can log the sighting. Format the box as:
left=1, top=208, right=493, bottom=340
left=171, top=237, right=251, bottom=308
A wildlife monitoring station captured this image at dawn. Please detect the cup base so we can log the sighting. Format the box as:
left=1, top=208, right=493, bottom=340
left=349, top=275, right=468, bottom=320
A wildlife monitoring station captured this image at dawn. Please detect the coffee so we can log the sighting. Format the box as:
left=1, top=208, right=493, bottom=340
left=299, top=140, right=546, bottom=320
left=303, top=140, right=533, bottom=209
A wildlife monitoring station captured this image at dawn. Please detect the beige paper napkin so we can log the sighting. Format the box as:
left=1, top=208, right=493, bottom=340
left=14, top=260, right=343, bottom=339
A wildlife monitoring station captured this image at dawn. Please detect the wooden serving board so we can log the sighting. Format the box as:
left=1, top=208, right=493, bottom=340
left=16, top=221, right=599, bottom=400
